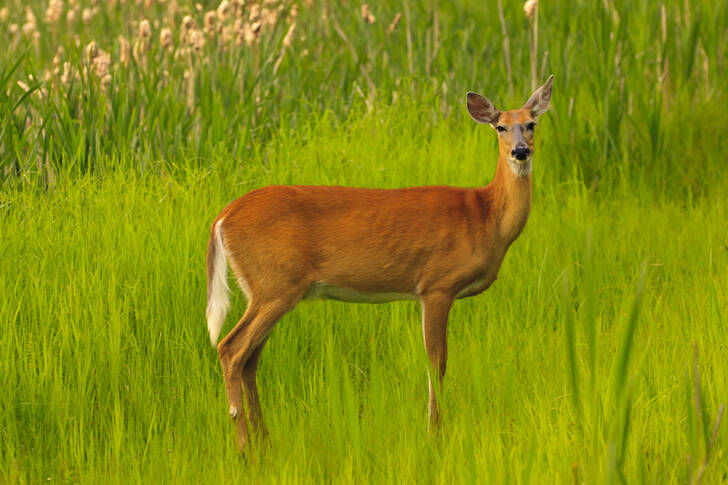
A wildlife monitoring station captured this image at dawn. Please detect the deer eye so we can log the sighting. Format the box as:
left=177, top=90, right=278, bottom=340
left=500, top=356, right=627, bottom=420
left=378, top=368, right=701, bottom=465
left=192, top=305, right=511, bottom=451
left=496, top=125, right=507, bottom=133
left=526, top=122, right=536, bottom=130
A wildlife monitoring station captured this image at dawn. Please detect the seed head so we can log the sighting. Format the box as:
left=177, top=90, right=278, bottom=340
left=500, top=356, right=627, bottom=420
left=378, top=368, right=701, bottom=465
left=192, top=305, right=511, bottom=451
left=52, top=47, right=64, bottom=75
left=231, top=0, right=245, bottom=17
left=182, top=15, right=196, bottom=30
left=25, top=7, right=37, bottom=26
left=248, top=4, right=260, bottom=21
left=241, top=21, right=260, bottom=46
left=22, top=7, right=37, bottom=35
left=0, top=7, right=8, bottom=22
left=282, top=21, right=296, bottom=48
left=45, top=0, right=64, bottom=23
left=388, top=12, right=402, bottom=33
left=189, top=28, right=205, bottom=51
left=524, top=0, right=538, bottom=20
left=81, top=8, right=94, bottom=24
left=160, top=27, right=173, bottom=49
left=204, top=11, right=216, bottom=34
left=61, top=61, right=74, bottom=86
left=66, top=9, right=76, bottom=24
left=139, top=19, right=151, bottom=39
left=86, top=41, right=99, bottom=60
left=217, top=0, right=230, bottom=21
left=361, top=4, right=375, bottom=24
left=119, top=36, right=130, bottom=64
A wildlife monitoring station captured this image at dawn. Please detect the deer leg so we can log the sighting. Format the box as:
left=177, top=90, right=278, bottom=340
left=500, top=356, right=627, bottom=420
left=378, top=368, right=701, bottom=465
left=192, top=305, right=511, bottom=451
left=218, top=303, right=260, bottom=440
left=420, top=292, right=454, bottom=433
left=242, top=338, right=269, bottom=440
left=218, top=294, right=301, bottom=452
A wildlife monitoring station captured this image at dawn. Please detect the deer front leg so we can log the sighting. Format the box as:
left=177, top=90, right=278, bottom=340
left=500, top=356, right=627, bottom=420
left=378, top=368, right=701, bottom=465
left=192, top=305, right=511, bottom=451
left=420, top=292, right=453, bottom=433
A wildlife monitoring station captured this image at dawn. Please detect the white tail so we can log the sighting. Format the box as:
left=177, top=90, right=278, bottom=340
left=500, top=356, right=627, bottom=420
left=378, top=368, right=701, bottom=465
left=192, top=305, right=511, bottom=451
left=206, top=219, right=230, bottom=346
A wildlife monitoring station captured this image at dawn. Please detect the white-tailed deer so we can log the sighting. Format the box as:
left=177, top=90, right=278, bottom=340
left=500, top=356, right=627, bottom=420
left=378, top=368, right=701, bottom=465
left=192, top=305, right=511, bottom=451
left=206, top=76, right=553, bottom=451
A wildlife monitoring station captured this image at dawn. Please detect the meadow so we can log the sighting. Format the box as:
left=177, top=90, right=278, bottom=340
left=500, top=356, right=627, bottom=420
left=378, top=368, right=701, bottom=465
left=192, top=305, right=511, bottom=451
left=1, top=0, right=727, bottom=482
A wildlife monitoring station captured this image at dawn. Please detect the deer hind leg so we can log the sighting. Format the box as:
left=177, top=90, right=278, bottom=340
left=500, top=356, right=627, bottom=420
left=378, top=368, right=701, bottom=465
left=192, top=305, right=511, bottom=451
left=241, top=337, right=268, bottom=439
left=217, top=292, right=302, bottom=451
left=420, top=292, right=454, bottom=433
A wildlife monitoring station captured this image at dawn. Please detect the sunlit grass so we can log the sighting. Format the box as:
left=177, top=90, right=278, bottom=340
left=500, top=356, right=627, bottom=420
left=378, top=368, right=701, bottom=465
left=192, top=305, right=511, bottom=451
left=2, top=110, right=728, bottom=481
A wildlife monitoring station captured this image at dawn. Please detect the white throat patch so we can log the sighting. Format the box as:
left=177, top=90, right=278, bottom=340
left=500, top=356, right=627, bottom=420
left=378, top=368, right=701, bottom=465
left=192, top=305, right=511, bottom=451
left=507, top=157, right=532, bottom=177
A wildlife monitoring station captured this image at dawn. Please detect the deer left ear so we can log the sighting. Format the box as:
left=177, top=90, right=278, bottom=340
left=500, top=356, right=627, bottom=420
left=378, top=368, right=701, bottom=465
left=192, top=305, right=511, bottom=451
left=523, top=75, right=554, bottom=117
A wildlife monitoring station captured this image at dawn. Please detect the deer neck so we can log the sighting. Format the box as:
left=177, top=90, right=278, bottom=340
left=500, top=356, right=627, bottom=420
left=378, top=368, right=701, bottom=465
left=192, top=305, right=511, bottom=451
left=489, top=149, right=532, bottom=244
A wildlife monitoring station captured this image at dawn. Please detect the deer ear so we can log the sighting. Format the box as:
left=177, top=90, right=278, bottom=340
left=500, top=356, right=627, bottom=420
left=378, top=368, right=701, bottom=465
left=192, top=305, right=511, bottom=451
left=523, top=74, right=554, bottom=117
left=467, top=92, right=500, bottom=125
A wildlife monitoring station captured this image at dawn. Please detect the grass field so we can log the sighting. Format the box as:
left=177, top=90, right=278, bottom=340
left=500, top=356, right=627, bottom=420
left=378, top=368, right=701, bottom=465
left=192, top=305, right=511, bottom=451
left=2, top=0, right=728, bottom=483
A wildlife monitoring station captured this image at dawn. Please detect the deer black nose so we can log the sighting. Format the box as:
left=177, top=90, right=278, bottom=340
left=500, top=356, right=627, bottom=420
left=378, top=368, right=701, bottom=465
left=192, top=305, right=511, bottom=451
left=511, top=145, right=530, bottom=161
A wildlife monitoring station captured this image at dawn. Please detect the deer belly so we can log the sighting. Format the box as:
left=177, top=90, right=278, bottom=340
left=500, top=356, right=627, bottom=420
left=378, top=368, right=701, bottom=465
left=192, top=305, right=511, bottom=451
left=303, top=282, right=417, bottom=303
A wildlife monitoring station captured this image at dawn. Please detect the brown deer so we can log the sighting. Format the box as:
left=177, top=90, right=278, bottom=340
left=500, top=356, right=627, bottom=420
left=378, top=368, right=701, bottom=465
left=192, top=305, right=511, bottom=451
left=206, top=76, right=554, bottom=451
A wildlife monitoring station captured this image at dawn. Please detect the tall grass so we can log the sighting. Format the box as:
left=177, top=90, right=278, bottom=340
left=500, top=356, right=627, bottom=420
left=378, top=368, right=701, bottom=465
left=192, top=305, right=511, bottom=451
left=1, top=0, right=727, bottom=194
left=2, top=108, right=728, bottom=482
left=1, top=0, right=728, bottom=483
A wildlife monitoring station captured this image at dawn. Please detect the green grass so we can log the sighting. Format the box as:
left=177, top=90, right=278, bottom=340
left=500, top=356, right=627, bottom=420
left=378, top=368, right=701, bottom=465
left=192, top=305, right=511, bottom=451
left=3, top=111, right=728, bottom=482
left=2, top=0, right=728, bottom=482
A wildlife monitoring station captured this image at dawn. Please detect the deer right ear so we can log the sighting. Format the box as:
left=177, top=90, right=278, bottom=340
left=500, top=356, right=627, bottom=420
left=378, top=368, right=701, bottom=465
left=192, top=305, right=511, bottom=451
left=467, top=92, right=500, bottom=125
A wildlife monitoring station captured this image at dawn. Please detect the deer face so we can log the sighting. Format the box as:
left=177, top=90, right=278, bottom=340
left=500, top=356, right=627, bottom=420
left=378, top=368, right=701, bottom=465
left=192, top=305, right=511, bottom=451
left=467, top=75, right=553, bottom=177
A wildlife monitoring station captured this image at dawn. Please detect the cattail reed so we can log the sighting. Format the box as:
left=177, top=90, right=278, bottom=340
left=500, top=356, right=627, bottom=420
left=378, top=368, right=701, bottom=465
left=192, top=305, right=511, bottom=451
left=160, top=27, right=173, bottom=50
left=361, top=4, right=375, bottom=24
left=282, top=21, right=296, bottom=48
left=217, top=0, right=231, bottom=21
left=388, top=12, right=402, bottom=33
left=23, top=7, right=38, bottom=36
left=119, top=36, right=130, bottom=64
left=45, top=0, right=64, bottom=23
left=204, top=11, right=216, bottom=35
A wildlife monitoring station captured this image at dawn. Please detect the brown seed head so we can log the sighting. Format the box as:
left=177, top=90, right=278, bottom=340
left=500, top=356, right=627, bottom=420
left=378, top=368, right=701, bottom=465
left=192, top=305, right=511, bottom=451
left=45, top=0, right=64, bottom=23
left=81, top=7, right=93, bottom=24
left=361, top=4, right=375, bottom=24
left=204, top=11, right=216, bottom=34
left=61, top=61, right=74, bottom=85
left=160, top=27, right=173, bottom=49
left=189, top=29, right=205, bottom=51
left=119, top=36, right=130, bottom=64
left=139, top=19, right=151, bottom=38
left=248, top=4, right=260, bottom=21
left=282, top=21, right=296, bottom=48
left=86, top=41, right=99, bottom=60
left=182, top=15, right=196, bottom=30
left=217, top=0, right=230, bottom=21
left=388, top=12, right=402, bottom=33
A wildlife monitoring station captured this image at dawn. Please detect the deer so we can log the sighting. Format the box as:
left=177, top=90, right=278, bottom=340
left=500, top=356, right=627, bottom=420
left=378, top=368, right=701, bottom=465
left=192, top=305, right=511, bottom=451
left=206, top=76, right=554, bottom=451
